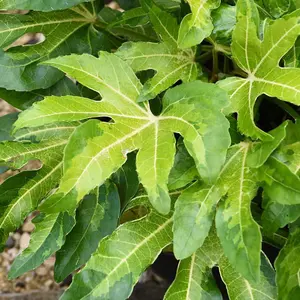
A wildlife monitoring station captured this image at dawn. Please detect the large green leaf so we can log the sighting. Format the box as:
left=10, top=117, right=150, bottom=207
left=218, top=0, right=300, bottom=140
left=60, top=198, right=173, bottom=300
left=178, top=0, right=221, bottom=49
left=0, top=6, right=114, bottom=91
left=54, top=182, right=120, bottom=282
left=220, top=253, right=277, bottom=299
left=173, top=123, right=286, bottom=265
left=275, top=227, right=300, bottom=299
left=15, top=52, right=230, bottom=215
left=0, top=0, right=94, bottom=11
left=165, top=228, right=223, bottom=300
left=8, top=212, right=74, bottom=279
left=116, top=1, right=199, bottom=102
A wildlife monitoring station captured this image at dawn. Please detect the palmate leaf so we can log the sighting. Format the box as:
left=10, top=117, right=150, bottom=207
left=218, top=0, right=300, bottom=140
left=60, top=196, right=173, bottom=300
left=0, top=5, right=115, bottom=91
left=8, top=212, right=75, bottom=279
left=173, top=123, right=287, bottom=282
left=0, top=122, right=77, bottom=249
left=54, top=182, right=120, bottom=282
left=14, top=52, right=230, bottom=215
left=178, top=0, right=221, bottom=49
left=275, top=226, right=300, bottom=299
left=0, top=0, right=94, bottom=11
left=116, top=1, right=199, bottom=102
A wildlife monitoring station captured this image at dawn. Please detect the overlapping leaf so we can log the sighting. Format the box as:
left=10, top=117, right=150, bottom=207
left=178, top=0, right=221, bottom=49
left=14, top=52, right=230, bottom=215
left=260, top=121, right=300, bottom=233
left=98, top=7, right=158, bottom=42
left=218, top=0, right=300, bottom=140
left=173, top=123, right=287, bottom=282
left=220, top=253, right=277, bottom=299
left=165, top=228, right=223, bottom=300
left=0, top=4, right=115, bottom=91
left=116, top=0, right=199, bottom=102
left=54, top=182, right=120, bottom=282
left=60, top=196, right=173, bottom=300
left=0, top=122, right=77, bottom=249
left=167, top=228, right=276, bottom=300
left=275, top=226, right=300, bottom=299
left=8, top=212, right=74, bottom=279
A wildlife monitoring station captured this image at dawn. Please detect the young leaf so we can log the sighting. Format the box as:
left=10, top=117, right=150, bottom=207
left=178, top=0, right=221, bottom=49
left=165, top=228, right=223, bottom=300
left=8, top=212, right=75, bottom=279
left=15, top=52, right=230, bottom=215
left=0, top=0, right=94, bottom=11
left=0, top=7, right=113, bottom=91
left=54, top=182, right=120, bottom=282
left=60, top=199, right=173, bottom=300
left=220, top=253, right=277, bottom=299
left=218, top=0, right=300, bottom=140
left=116, top=2, right=199, bottom=102
left=275, top=227, right=300, bottom=299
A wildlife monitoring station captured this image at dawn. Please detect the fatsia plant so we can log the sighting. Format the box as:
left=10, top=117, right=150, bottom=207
left=0, top=0, right=300, bottom=299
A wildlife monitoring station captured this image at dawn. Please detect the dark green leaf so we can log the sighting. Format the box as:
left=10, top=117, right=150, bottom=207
left=8, top=212, right=74, bottom=279
left=54, top=182, right=120, bottom=282
left=275, top=227, right=300, bottom=299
